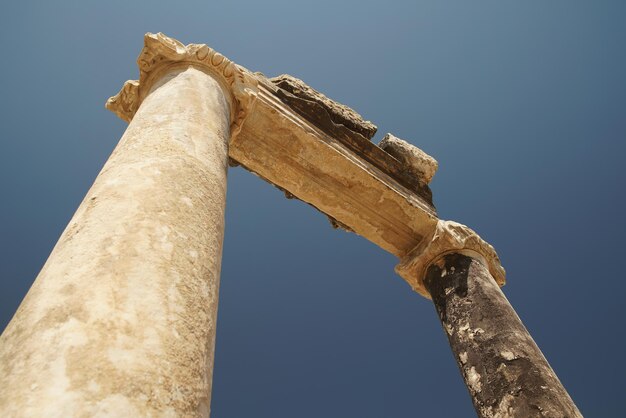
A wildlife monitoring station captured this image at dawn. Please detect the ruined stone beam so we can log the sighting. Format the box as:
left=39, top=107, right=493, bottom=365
left=230, top=75, right=440, bottom=262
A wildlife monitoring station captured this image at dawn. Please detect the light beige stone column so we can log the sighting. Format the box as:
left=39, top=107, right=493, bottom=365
left=0, top=34, right=256, bottom=417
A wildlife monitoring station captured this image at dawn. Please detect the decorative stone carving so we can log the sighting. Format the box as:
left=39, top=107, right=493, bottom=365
left=395, top=220, right=505, bottom=298
left=379, top=133, right=438, bottom=186
left=106, top=32, right=258, bottom=137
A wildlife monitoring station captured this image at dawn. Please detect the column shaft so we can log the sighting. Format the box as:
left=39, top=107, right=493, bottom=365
left=424, top=253, right=582, bottom=418
left=0, top=65, right=230, bottom=417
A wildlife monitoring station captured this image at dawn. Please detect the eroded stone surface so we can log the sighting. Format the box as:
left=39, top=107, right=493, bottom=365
left=264, top=75, right=435, bottom=204
left=0, top=66, right=230, bottom=417
left=425, top=254, right=582, bottom=418
left=230, top=82, right=438, bottom=257
left=270, top=74, right=377, bottom=139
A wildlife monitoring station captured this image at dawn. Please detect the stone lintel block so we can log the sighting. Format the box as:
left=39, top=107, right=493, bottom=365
left=230, top=76, right=438, bottom=257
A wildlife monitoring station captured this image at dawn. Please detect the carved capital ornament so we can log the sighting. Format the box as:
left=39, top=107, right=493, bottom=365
left=106, top=32, right=258, bottom=137
left=396, top=220, right=506, bottom=298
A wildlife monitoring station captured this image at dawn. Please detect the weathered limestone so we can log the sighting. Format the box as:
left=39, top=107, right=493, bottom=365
left=0, top=32, right=582, bottom=417
left=0, top=34, right=252, bottom=416
left=407, top=220, right=582, bottom=417
left=270, top=74, right=378, bottom=139
left=109, top=35, right=440, bottom=259
left=1, top=31, right=443, bottom=417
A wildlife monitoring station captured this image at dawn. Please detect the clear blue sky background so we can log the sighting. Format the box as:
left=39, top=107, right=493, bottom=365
left=1, top=1, right=624, bottom=416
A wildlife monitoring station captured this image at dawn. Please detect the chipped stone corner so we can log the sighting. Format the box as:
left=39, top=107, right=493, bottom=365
left=379, top=133, right=438, bottom=186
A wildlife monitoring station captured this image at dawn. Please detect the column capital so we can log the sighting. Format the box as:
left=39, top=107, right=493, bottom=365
left=106, top=32, right=258, bottom=137
left=396, top=220, right=506, bottom=298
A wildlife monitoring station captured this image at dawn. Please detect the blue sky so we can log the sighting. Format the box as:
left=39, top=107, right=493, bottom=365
left=1, top=1, right=625, bottom=416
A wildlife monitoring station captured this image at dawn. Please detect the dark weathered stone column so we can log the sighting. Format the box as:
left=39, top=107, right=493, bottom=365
left=395, top=220, right=581, bottom=417
left=424, top=253, right=582, bottom=418
left=424, top=253, right=581, bottom=418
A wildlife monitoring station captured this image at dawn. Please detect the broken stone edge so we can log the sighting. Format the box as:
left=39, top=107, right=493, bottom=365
left=396, top=220, right=506, bottom=298
left=271, top=75, right=377, bottom=139
left=379, top=134, right=438, bottom=186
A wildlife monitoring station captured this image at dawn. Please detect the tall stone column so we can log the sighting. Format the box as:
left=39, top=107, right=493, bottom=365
left=0, top=33, right=256, bottom=417
left=396, top=221, right=582, bottom=417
